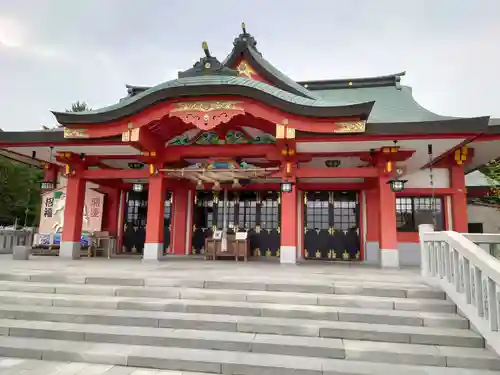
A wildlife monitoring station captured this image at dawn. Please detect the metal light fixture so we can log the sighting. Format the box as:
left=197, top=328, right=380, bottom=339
left=128, top=162, right=144, bottom=170
left=387, top=179, right=407, bottom=193
left=232, top=179, right=241, bottom=188
left=132, top=183, right=144, bottom=192
left=281, top=181, right=293, bottom=193
left=39, top=181, right=55, bottom=190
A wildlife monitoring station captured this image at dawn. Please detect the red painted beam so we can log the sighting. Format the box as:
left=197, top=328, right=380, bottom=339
left=294, top=167, right=378, bottom=178
left=396, top=188, right=457, bottom=196
left=297, top=182, right=369, bottom=190
left=82, top=169, right=149, bottom=179
left=162, top=144, right=277, bottom=161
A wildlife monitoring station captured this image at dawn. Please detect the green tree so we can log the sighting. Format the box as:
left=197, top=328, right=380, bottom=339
left=66, top=101, right=91, bottom=112
left=479, top=160, right=500, bottom=205
left=0, top=156, right=42, bottom=227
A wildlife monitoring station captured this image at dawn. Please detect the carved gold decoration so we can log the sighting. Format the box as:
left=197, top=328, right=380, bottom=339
left=327, top=250, right=332, bottom=259
left=132, top=245, right=137, bottom=253
left=315, top=250, right=321, bottom=258
left=63, top=128, right=88, bottom=139
left=236, top=60, right=256, bottom=79
left=254, top=248, right=261, bottom=257
left=212, top=225, right=217, bottom=232
left=276, top=249, right=280, bottom=257
left=171, top=101, right=242, bottom=113
left=328, top=227, right=335, bottom=235
left=355, top=251, right=360, bottom=260
left=170, top=101, right=244, bottom=131
left=305, top=249, right=309, bottom=258
left=265, top=249, right=271, bottom=257
left=255, top=225, right=261, bottom=234
left=342, top=250, right=350, bottom=260
left=193, top=224, right=197, bottom=232
left=334, top=120, right=366, bottom=133
left=192, top=247, right=197, bottom=254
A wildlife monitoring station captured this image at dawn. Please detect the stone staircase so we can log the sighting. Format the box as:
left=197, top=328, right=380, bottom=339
left=0, top=270, right=498, bottom=374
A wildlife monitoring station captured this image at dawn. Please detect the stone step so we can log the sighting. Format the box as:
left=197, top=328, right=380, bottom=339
left=0, top=285, right=465, bottom=327
left=0, top=275, right=445, bottom=299
left=0, top=318, right=496, bottom=369
left=0, top=335, right=497, bottom=374
left=0, top=285, right=456, bottom=313
left=0, top=304, right=483, bottom=347
left=0, top=291, right=466, bottom=329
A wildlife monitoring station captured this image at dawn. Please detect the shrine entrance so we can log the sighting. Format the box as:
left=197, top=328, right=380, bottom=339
left=122, top=191, right=172, bottom=254
left=191, top=190, right=281, bottom=258
left=304, top=191, right=360, bottom=261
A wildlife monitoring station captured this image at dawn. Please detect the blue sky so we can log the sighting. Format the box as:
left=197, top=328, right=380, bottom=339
left=0, top=0, right=499, bottom=130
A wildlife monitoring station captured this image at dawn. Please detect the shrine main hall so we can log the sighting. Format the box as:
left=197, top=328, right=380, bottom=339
left=1, top=25, right=499, bottom=267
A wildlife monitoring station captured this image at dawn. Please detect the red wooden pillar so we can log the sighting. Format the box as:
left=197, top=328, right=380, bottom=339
left=378, top=174, right=399, bottom=267
left=280, top=185, right=298, bottom=264
left=144, top=175, right=166, bottom=261
left=450, top=164, right=468, bottom=233
left=105, top=189, right=120, bottom=237
left=117, top=190, right=126, bottom=253
left=60, top=175, right=86, bottom=259
left=172, top=185, right=190, bottom=255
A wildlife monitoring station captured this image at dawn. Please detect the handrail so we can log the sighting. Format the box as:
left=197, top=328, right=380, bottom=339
left=420, top=226, right=500, bottom=356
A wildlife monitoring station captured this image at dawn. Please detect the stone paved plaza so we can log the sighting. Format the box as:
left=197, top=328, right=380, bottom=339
left=0, top=255, right=421, bottom=284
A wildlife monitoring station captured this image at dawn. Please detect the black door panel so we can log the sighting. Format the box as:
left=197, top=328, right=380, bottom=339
left=304, top=191, right=360, bottom=261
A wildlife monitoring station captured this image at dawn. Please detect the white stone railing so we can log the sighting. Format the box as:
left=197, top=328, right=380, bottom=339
left=420, top=225, right=500, bottom=355
left=0, top=230, right=34, bottom=253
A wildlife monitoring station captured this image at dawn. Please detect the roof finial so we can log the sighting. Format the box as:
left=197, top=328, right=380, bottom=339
left=242, top=22, right=247, bottom=34
left=202, top=41, right=211, bottom=58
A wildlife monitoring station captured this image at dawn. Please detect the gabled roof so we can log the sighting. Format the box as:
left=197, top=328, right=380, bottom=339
left=222, top=24, right=318, bottom=100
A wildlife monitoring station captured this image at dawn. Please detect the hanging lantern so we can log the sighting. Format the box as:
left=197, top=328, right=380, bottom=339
left=281, top=181, right=293, bottom=193
left=454, top=146, right=468, bottom=165
left=132, top=183, right=144, bottom=192
left=385, top=160, right=393, bottom=173
left=387, top=179, right=407, bottom=193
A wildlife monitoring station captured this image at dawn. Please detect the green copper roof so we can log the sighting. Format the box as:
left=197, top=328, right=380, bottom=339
left=313, top=85, right=459, bottom=123
left=53, top=75, right=374, bottom=125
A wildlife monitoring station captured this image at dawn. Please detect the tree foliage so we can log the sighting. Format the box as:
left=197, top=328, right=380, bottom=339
left=0, top=156, right=42, bottom=226
left=66, top=101, right=91, bottom=113
left=478, top=160, right=500, bottom=204
left=2, top=100, right=90, bottom=225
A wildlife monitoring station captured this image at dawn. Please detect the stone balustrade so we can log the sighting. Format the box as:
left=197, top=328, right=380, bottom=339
left=419, top=225, right=500, bottom=356
left=0, top=230, right=34, bottom=254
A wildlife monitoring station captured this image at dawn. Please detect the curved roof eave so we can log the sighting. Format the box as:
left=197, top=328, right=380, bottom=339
left=52, top=76, right=374, bottom=125
left=295, top=116, right=490, bottom=137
